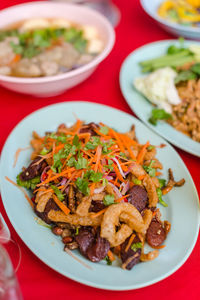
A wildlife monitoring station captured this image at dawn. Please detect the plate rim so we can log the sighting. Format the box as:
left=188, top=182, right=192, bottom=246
left=0, top=101, right=199, bottom=290
left=119, top=39, right=200, bottom=157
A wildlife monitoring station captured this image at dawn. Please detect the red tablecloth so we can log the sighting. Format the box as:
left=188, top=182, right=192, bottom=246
left=0, top=0, right=199, bottom=299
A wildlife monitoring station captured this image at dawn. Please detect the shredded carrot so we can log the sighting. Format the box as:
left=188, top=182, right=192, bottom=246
left=113, top=164, right=125, bottom=182
left=13, top=146, right=31, bottom=168
left=90, top=208, right=107, bottom=219
left=52, top=194, right=70, bottom=216
left=90, top=182, right=96, bottom=195
left=115, top=194, right=130, bottom=203
left=94, top=146, right=102, bottom=172
left=10, top=54, right=21, bottom=64
left=107, top=250, right=115, bottom=262
left=5, top=176, right=33, bottom=208
left=136, top=141, right=150, bottom=165
left=125, top=233, right=136, bottom=252
left=151, top=245, right=166, bottom=249
left=109, top=128, right=125, bottom=153
left=119, top=134, right=137, bottom=160
left=138, top=175, right=146, bottom=181
left=155, top=172, right=162, bottom=176
left=36, top=167, right=75, bottom=186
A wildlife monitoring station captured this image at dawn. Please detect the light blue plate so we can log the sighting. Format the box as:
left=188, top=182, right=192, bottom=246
left=0, top=102, right=199, bottom=290
left=120, top=39, right=200, bottom=157
left=141, top=0, right=200, bottom=40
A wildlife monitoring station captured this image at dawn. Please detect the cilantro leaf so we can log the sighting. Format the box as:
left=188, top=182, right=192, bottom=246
left=16, top=174, right=40, bottom=190
left=157, top=188, right=168, bottom=207
left=191, top=63, right=200, bottom=75
left=75, top=178, right=89, bottom=195
left=103, top=194, right=115, bottom=206
left=104, top=256, right=112, bottom=265
left=147, top=145, right=155, bottom=151
left=50, top=185, right=65, bottom=201
left=74, top=157, right=88, bottom=170
left=84, top=170, right=103, bottom=183
left=149, top=109, right=172, bottom=126
left=158, top=179, right=166, bottom=188
left=174, top=70, right=197, bottom=84
left=40, top=147, right=49, bottom=155
left=143, top=160, right=156, bottom=177
left=85, top=136, right=100, bottom=150
left=100, top=126, right=109, bottom=135
left=131, top=242, right=142, bottom=252
left=133, top=179, right=142, bottom=185
left=67, top=156, right=76, bottom=167
left=51, top=149, right=66, bottom=173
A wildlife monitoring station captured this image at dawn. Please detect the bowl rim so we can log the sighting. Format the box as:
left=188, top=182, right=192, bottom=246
left=0, top=1, right=115, bottom=84
left=140, top=0, right=200, bottom=33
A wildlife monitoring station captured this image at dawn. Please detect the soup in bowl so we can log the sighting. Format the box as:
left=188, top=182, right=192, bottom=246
left=0, top=2, right=115, bottom=96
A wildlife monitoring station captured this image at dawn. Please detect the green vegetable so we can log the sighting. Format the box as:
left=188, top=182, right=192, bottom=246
left=75, top=177, right=90, bottom=195
left=99, top=126, right=109, bottom=135
left=102, top=178, right=108, bottom=186
left=140, top=49, right=194, bottom=73
left=104, top=159, right=113, bottom=171
left=85, top=136, right=100, bottom=150
left=191, top=63, right=200, bottom=75
left=51, top=149, right=65, bottom=173
left=104, top=256, right=112, bottom=265
left=103, top=194, right=115, bottom=206
left=157, top=188, right=168, bottom=207
left=84, top=170, right=103, bottom=183
left=149, top=109, right=172, bottom=126
left=158, top=179, right=166, bottom=188
left=40, top=147, right=50, bottom=155
left=73, top=134, right=80, bottom=148
left=10, top=41, right=24, bottom=54
left=74, top=156, right=88, bottom=170
left=50, top=185, right=65, bottom=201
left=143, top=160, right=156, bottom=177
left=75, top=227, right=79, bottom=235
left=131, top=242, right=142, bottom=252
left=16, top=174, right=40, bottom=190
left=174, top=70, right=197, bottom=84
left=133, top=179, right=142, bottom=185
left=147, top=145, right=155, bottom=151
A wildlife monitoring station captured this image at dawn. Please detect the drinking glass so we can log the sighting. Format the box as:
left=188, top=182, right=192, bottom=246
left=0, top=214, right=23, bottom=300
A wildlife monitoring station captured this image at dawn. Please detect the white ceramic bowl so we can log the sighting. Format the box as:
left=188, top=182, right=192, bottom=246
left=141, top=0, right=200, bottom=40
left=0, top=1, right=115, bottom=97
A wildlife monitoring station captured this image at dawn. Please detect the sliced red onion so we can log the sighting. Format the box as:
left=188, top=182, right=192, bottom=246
left=94, top=186, right=105, bottom=194
left=112, top=157, right=125, bottom=178
left=104, top=175, right=113, bottom=181
left=108, top=182, right=122, bottom=199
left=121, top=181, right=130, bottom=195
left=41, top=166, right=50, bottom=182
left=65, top=186, right=70, bottom=195
left=60, top=178, right=67, bottom=186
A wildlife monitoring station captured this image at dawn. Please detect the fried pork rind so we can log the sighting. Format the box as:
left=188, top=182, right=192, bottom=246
left=100, top=202, right=146, bottom=247
left=35, top=189, right=53, bottom=213
left=48, top=210, right=102, bottom=226
left=76, top=196, right=92, bottom=216
left=143, top=175, right=159, bottom=207
left=140, top=250, right=159, bottom=262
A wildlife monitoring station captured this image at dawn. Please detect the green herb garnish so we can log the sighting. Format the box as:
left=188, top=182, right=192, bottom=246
left=133, top=179, right=142, bottom=185
left=16, top=174, right=40, bottom=190
left=149, top=109, right=172, bottom=126
left=157, top=188, right=168, bottom=207
left=131, top=242, right=142, bottom=252
left=104, top=256, right=112, bottom=265
left=99, top=126, right=109, bottom=135
left=143, top=160, right=156, bottom=177
left=75, top=177, right=90, bottom=195
left=51, top=185, right=65, bottom=201
left=103, top=194, right=115, bottom=206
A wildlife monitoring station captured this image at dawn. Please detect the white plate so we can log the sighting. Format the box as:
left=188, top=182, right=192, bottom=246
left=120, top=39, right=200, bottom=157
left=0, top=101, right=199, bottom=290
